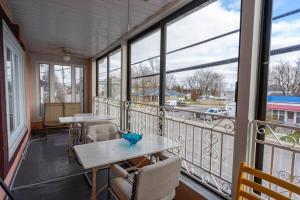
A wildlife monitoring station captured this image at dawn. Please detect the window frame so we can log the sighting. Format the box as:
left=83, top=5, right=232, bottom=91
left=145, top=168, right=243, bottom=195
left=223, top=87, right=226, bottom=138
left=254, top=0, right=300, bottom=184
left=296, top=112, right=300, bottom=124
left=128, top=28, right=162, bottom=104
left=127, top=0, right=242, bottom=107
left=96, top=46, right=121, bottom=98
left=38, top=62, right=85, bottom=117
left=3, top=20, right=26, bottom=160
left=38, top=63, right=50, bottom=116
left=108, top=49, right=122, bottom=100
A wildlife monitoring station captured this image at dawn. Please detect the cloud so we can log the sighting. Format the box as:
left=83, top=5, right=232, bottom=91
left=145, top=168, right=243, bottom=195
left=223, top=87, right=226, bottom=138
left=271, top=19, right=300, bottom=49
left=130, top=0, right=300, bottom=92
left=130, top=1, right=241, bottom=89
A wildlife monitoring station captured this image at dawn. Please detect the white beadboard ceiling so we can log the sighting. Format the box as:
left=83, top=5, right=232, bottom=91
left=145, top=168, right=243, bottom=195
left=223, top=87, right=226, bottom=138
left=5, top=0, right=177, bottom=58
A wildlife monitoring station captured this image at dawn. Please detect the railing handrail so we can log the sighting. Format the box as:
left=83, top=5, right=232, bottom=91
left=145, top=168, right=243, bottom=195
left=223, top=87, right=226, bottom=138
left=251, top=119, right=300, bottom=132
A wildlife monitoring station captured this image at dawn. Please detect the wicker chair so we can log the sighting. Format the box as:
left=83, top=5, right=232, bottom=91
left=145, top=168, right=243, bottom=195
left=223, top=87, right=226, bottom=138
left=43, top=103, right=64, bottom=139
left=64, top=103, right=81, bottom=117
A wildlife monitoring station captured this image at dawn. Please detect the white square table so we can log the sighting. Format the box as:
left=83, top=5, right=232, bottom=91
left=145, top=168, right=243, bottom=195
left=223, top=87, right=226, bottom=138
left=74, top=134, right=181, bottom=200
left=59, top=114, right=116, bottom=156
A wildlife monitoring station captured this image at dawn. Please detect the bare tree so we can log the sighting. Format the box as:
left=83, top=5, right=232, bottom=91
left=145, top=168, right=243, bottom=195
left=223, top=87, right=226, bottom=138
left=270, top=60, right=300, bottom=95
left=184, top=70, right=224, bottom=97
left=132, top=58, right=160, bottom=101
left=166, top=74, right=176, bottom=90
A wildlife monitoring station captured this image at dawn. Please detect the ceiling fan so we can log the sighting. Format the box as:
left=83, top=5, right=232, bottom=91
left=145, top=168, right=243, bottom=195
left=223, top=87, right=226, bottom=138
left=59, top=47, right=86, bottom=61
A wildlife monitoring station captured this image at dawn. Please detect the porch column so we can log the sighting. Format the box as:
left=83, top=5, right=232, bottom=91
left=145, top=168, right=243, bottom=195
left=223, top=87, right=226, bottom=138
left=231, top=0, right=263, bottom=198
left=120, top=40, right=128, bottom=130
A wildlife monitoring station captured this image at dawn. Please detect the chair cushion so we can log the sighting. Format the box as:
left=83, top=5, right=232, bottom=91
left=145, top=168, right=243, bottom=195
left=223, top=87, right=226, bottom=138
left=134, top=157, right=181, bottom=200
left=111, top=177, right=132, bottom=200
left=160, top=190, right=175, bottom=200
left=86, top=124, right=118, bottom=142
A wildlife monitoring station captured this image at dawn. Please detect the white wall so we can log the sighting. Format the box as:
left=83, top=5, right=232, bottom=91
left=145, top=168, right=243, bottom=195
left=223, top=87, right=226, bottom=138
left=29, top=52, right=88, bottom=122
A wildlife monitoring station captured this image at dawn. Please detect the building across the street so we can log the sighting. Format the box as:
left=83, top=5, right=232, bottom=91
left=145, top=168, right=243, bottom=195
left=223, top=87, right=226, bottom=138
left=267, top=96, right=300, bottom=125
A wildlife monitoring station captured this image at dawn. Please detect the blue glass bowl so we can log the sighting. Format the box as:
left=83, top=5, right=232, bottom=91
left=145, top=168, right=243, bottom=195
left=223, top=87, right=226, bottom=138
left=123, top=132, right=143, bottom=144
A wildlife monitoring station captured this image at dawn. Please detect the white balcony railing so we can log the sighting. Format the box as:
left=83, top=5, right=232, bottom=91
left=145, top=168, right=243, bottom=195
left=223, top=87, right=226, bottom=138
left=251, top=120, right=300, bottom=200
left=92, top=97, right=300, bottom=199
left=93, top=97, right=235, bottom=198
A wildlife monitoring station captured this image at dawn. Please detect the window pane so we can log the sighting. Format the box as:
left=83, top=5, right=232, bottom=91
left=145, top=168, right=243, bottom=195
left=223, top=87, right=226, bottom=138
left=98, top=58, right=107, bottom=97
left=266, top=0, right=300, bottom=125
left=6, top=47, right=15, bottom=132
left=75, top=67, right=84, bottom=105
left=297, top=112, right=300, bottom=124
left=131, top=30, right=160, bottom=64
left=39, top=64, right=50, bottom=116
left=167, top=1, right=240, bottom=52
left=130, top=30, right=161, bottom=104
left=279, top=111, right=285, bottom=122
left=165, top=0, right=240, bottom=116
left=14, top=54, right=20, bottom=127
left=131, top=75, right=160, bottom=103
left=109, top=50, right=121, bottom=99
left=54, top=65, right=72, bottom=102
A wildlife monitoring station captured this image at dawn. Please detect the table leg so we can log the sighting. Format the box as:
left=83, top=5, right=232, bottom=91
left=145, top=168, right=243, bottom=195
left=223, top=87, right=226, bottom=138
left=91, top=168, right=97, bottom=200
left=107, top=167, right=111, bottom=199
left=68, top=124, right=73, bottom=157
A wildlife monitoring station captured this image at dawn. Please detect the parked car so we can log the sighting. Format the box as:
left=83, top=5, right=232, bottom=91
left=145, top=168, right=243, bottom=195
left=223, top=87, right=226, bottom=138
left=165, top=100, right=177, bottom=108
left=196, top=108, right=228, bottom=120
left=177, top=99, right=187, bottom=106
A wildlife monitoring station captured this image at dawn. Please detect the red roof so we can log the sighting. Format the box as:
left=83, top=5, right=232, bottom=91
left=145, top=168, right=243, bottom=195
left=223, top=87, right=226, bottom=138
left=267, top=103, right=300, bottom=112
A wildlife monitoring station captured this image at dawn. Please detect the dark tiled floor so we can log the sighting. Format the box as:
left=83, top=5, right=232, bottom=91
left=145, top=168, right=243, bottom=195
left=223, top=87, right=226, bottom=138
left=11, top=130, right=113, bottom=200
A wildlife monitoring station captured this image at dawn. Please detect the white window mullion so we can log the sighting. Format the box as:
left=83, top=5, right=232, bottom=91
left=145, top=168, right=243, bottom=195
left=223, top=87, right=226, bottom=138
left=71, top=66, right=76, bottom=103
left=49, top=64, right=55, bottom=102
left=13, top=53, right=18, bottom=129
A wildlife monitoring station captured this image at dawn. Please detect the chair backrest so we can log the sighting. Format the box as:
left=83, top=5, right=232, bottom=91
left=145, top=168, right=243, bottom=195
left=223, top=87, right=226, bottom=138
left=236, top=162, right=300, bottom=200
left=86, top=124, right=118, bottom=142
left=64, top=103, right=81, bottom=116
left=133, top=157, right=182, bottom=200
left=44, top=103, right=64, bottom=125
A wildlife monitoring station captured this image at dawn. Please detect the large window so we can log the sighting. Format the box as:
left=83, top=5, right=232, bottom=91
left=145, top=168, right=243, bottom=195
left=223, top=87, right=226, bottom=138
left=128, top=1, right=241, bottom=114
left=130, top=30, right=160, bottom=104
left=257, top=0, right=300, bottom=194
left=39, top=64, right=85, bottom=116
left=75, top=67, right=84, bottom=103
left=96, top=48, right=121, bottom=99
left=265, top=0, right=300, bottom=124
left=54, top=65, right=72, bottom=102
left=109, top=49, right=121, bottom=99
left=3, top=21, right=26, bottom=159
left=97, top=57, right=108, bottom=97
left=39, top=64, right=50, bottom=115
left=165, top=1, right=240, bottom=115
left=127, top=1, right=241, bottom=194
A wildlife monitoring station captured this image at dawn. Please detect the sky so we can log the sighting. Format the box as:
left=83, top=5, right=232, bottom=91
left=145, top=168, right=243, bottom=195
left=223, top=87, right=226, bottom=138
left=131, top=0, right=241, bottom=91
left=269, top=0, right=300, bottom=92
left=115, top=0, right=300, bottom=93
